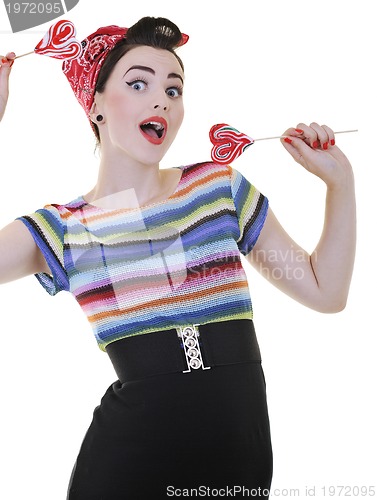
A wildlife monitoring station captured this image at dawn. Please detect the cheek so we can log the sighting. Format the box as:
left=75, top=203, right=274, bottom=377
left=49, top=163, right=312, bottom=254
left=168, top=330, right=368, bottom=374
left=178, top=106, right=184, bottom=124
left=173, top=104, right=185, bottom=129
left=104, top=90, right=132, bottom=120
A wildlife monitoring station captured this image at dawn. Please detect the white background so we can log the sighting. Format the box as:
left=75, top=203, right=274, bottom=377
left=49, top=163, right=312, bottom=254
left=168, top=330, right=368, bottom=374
left=0, top=0, right=375, bottom=498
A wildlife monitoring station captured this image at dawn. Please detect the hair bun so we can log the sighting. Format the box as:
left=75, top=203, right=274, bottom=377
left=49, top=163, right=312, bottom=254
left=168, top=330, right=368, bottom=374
left=126, top=17, right=184, bottom=49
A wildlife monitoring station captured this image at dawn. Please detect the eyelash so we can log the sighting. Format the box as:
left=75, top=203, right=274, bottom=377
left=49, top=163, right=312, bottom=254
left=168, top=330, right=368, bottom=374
left=126, top=78, right=183, bottom=97
left=126, top=77, right=148, bottom=90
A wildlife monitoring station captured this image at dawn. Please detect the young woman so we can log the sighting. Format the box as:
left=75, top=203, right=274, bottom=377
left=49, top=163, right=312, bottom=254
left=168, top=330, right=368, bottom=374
left=0, top=16, right=356, bottom=499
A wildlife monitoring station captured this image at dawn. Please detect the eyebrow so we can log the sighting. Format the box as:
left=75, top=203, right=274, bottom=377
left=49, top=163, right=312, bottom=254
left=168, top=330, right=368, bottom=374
left=124, top=65, right=184, bottom=84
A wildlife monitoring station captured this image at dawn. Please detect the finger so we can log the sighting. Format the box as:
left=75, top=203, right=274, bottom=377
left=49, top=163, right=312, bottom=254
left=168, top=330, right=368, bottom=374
left=0, top=59, right=12, bottom=94
left=281, top=127, right=306, bottom=137
left=280, top=134, right=318, bottom=169
left=321, top=124, right=336, bottom=147
left=309, top=122, right=329, bottom=150
left=0, top=58, right=13, bottom=69
left=1, top=52, right=15, bottom=68
left=280, top=126, right=311, bottom=152
left=295, top=123, right=319, bottom=148
left=6, top=52, right=15, bottom=67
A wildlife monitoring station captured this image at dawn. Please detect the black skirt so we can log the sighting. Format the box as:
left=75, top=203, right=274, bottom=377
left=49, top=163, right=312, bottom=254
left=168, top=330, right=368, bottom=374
left=67, top=320, right=273, bottom=499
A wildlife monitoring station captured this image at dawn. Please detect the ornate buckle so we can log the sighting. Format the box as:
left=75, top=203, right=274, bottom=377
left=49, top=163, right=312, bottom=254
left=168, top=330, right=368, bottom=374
left=177, top=325, right=211, bottom=373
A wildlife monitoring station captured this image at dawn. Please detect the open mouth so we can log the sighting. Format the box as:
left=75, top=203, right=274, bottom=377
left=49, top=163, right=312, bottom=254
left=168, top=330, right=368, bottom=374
left=139, top=117, right=167, bottom=144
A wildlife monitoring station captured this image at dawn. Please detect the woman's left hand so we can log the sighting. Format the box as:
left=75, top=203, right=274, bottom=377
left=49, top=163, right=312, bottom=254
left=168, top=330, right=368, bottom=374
left=280, top=122, right=353, bottom=189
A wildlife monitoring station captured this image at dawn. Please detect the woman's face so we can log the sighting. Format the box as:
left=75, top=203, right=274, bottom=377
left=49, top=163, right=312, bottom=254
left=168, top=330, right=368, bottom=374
left=93, top=45, right=185, bottom=165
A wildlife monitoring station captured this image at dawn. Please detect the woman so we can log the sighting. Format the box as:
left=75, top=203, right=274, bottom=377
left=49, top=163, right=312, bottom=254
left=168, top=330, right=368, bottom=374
left=0, top=16, right=356, bottom=499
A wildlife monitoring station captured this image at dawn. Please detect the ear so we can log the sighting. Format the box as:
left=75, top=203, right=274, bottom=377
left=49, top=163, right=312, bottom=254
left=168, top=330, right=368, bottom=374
left=89, top=97, right=104, bottom=124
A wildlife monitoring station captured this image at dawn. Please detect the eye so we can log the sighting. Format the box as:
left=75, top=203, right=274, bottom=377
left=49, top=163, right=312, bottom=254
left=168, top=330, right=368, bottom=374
left=166, top=86, right=183, bottom=98
left=126, top=79, right=147, bottom=91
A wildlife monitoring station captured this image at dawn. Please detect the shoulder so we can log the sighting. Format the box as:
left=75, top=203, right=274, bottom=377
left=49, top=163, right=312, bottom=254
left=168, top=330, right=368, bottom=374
left=19, top=197, right=85, bottom=236
left=38, top=196, right=86, bottom=218
left=180, top=161, right=232, bottom=184
left=181, top=161, right=230, bottom=174
left=181, top=161, right=250, bottom=181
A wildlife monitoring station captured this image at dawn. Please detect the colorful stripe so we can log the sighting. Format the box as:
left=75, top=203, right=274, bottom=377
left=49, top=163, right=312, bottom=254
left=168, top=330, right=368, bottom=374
left=17, top=162, right=268, bottom=351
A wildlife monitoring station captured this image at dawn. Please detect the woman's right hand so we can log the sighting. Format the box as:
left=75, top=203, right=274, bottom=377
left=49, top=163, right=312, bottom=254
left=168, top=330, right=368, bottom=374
left=0, top=52, right=15, bottom=122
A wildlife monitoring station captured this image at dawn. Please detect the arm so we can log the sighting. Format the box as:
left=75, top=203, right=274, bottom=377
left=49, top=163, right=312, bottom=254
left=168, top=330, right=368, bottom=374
left=0, top=52, right=15, bottom=122
left=1, top=53, right=51, bottom=283
left=0, top=220, right=51, bottom=284
left=245, top=122, right=356, bottom=313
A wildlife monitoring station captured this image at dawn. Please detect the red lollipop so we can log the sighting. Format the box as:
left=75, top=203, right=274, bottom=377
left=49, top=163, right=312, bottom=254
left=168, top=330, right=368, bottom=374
left=35, top=19, right=82, bottom=60
left=15, top=20, right=82, bottom=61
left=210, top=123, right=254, bottom=165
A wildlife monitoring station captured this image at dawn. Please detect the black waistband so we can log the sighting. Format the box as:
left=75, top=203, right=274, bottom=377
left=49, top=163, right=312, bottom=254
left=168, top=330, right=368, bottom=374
left=106, top=320, right=261, bottom=383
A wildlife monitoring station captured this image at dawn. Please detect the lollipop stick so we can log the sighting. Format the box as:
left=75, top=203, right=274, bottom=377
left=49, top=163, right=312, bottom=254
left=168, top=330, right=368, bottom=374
left=255, top=129, right=358, bottom=141
left=14, top=51, right=35, bottom=59
left=332, top=129, right=359, bottom=135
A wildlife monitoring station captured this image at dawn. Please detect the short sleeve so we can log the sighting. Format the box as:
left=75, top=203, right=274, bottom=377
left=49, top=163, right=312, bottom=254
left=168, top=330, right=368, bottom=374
left=17, top=205, right=69, bottom=295
left=229, top=166, right=269, bottom=255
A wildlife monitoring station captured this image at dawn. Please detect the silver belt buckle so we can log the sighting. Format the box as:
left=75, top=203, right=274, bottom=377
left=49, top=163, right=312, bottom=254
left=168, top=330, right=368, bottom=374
left=177, top=324, right=211, bottom=373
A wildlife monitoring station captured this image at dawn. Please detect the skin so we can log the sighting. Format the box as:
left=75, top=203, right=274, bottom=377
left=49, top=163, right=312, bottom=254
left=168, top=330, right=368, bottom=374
left=0, top=47, right=356, bottom=313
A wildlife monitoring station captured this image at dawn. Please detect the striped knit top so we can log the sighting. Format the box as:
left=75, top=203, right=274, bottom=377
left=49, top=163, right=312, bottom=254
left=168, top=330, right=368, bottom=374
left=18, top=162, right=268, bottom=351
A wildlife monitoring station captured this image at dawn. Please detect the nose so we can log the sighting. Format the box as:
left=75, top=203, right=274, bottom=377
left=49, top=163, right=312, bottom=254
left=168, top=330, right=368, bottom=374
left=154, top=104, right=167, bottom=111
left=152, top=89, right=169, bottom=112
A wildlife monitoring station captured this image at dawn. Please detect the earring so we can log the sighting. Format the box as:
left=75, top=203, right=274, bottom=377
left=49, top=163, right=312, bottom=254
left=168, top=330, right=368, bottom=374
left=96, top=114, right=104, bottom=122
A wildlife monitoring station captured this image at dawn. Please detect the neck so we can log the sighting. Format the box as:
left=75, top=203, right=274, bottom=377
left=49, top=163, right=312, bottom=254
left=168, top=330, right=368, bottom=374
left=84, top=148, right=172, bottom=210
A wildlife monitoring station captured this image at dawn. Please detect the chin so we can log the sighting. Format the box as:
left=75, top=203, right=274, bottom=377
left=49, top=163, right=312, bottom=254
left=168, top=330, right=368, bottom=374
left=114, top=134, right=174, bottom=164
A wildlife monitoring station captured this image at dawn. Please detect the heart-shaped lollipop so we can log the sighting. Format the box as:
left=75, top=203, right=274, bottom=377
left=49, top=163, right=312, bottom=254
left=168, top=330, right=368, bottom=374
left=210, top=123, right=254, bottom=164
left=34, top=19, right=82, bottom=60
left=14, top=20, right=82, bottom=61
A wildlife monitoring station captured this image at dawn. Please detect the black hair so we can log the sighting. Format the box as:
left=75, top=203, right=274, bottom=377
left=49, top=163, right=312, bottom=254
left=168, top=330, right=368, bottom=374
left=92, top=17, right=185, bottom=143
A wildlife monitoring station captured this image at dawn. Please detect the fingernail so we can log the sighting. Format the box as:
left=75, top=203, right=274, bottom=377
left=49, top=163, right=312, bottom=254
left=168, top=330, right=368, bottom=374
left=295, top=129, right=304, bottom=133
left=1, top=58, right=8, bottom=64
left=284, top=137, right=293, bottom=144
left=323, top=142, right=328, bottom=150
left=330, top=139, right=335, bottom=146
left=313, top=140, right=319, bottom=148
